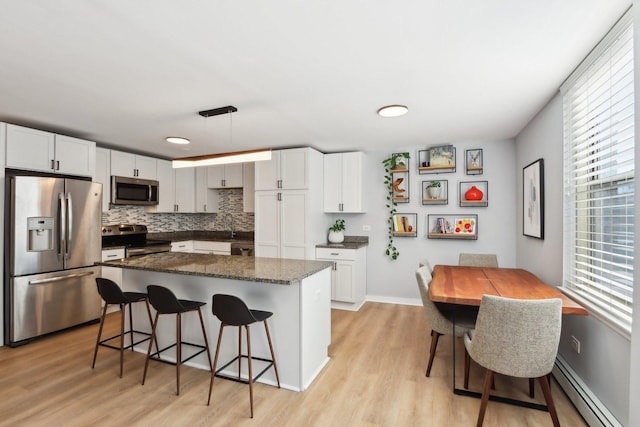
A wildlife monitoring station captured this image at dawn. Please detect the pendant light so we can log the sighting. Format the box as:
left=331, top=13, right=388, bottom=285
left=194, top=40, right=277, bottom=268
left=172, top=106, right=271, bottom=168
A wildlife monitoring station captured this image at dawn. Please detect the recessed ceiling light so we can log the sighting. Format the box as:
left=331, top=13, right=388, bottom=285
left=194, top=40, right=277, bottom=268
left=166, top=136, right=190, bottom=145
left=377, top=104, right=409, bottom=117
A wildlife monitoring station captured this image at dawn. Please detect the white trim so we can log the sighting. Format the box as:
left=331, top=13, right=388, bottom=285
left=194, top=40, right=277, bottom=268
left=560, top=287, right=631, bottom=340
left=553, top=354, right=623, bottom=427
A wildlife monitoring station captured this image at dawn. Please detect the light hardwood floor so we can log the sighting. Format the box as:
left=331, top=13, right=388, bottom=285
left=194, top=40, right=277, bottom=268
left=0, top=302, right=586, bottom=426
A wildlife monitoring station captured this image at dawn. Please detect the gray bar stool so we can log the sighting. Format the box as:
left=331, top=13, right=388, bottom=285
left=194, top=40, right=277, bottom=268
left=92, top=277, right=156, bottom=378
left=142, top=285, right=213, bottom=395
left=207, top=294, right=280, bottom=418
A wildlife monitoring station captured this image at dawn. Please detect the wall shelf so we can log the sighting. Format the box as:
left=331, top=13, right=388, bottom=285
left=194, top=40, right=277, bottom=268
left=392, top=213, right=417, bottom=237
left=427, top=214, right=478, bottom=240
left=418, top=146, right=456, bottom=174
left=422, top=179, right=448, bottom=205
left=459, top=181, right=488, bottom=207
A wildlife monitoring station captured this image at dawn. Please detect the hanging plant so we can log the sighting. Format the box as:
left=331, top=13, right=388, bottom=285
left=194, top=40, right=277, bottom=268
left=382, top=152, right=410, bottom=260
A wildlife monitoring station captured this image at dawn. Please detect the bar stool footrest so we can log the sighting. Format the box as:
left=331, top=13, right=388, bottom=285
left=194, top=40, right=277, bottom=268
left=214, top=355, right=275, bottom=385
left=98, top=329, right=152, bottom=351
left=148, top=341, right=208, bottom=366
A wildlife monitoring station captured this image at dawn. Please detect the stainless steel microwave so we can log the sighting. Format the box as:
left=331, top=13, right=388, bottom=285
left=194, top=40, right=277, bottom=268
left=111, top=176, right=159, bottom=205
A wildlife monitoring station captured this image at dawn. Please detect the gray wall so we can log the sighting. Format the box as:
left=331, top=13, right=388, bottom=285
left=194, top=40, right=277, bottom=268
left=330, top=140, right=517, bottom=304
left=515, top=93, right=631, bottom=425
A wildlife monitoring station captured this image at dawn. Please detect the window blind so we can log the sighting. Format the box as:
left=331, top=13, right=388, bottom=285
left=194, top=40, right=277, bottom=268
left=561, top=8, right=634, bottom=332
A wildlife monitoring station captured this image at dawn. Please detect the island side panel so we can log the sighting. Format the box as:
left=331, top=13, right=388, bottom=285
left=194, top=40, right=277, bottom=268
left=299, top=267, right=332, bottom=390
left=121, top=268, right=303, bottom=391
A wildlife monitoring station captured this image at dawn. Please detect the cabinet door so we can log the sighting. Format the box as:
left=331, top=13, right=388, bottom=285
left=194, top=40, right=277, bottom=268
left=55, top=135, right=96, bottom=177
left=110, top=151, right=136, bottom=177
left=243, top=162, right=255, bottom=213
left=323, top=153, right=343, bottom=213
left=206, top=165, right=226, bottom=188
left=5, top=124, right=55, bottom=172
left=333, top=261, right=355, bottom=302
left=195, top=167, right=214, bottom=212
left=280, top=148, right=308, bottom=189
left=254, top=151, right=280, bottom=190
left=224, top=164, right=243, bottom=187
left=94, top=148, right=111, bottom=212
left=254, top=191, right=281, bottom=258
left=341, top=152, right=364, bottom=212
left=174, top=167, right=195, bottom=212
left=134, top=155, right=157, bottom=180
left=155, top=159, right=176, bottom=212
left=280, top=190, right=307, bottom=259
left=171, top=241, right=194, bottom=253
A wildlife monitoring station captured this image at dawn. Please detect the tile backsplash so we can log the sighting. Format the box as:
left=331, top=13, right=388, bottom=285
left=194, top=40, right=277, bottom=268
left=102, top=188, right=254, bottom=232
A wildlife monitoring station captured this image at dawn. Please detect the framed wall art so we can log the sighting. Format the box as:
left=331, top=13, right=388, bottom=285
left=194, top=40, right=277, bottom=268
left=523, top=158, right=544, bottom=239
left=465, top=148, right=483, bottom=175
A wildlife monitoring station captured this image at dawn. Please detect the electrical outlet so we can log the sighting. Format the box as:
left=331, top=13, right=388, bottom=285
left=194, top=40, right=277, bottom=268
left=571, top=336, right=581, bottom=354
left=362, top=225, right=371, bottom=231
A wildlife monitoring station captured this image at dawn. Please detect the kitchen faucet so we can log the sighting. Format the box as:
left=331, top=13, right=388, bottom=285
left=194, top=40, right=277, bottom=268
left=222, top=212, right=236, bottom=239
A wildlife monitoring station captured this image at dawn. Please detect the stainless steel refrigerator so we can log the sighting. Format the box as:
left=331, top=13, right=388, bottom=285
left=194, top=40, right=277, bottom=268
left=6, top=175, right=102, bottom=346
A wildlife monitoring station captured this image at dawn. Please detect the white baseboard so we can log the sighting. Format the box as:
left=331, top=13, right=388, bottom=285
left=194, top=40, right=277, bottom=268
left=553, top=354, right=622, bottom=427
left=365, top=295, right=422, bottom=306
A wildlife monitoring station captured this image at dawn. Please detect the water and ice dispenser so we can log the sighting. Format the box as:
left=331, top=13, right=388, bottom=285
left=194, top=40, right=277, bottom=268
left=27, top=217, right=55, bottom=252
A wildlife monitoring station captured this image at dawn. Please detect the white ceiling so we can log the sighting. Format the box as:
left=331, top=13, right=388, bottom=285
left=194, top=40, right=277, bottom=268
left=0, top=1, right=631, bottom=159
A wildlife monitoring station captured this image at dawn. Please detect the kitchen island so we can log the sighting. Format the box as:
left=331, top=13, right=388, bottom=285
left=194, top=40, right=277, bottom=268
left=97, top=252, right=333, bottom=391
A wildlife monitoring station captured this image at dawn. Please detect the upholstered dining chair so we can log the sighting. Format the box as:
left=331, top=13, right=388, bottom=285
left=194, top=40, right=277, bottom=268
left=415, top=265, right=476, bottom=378
left=458, top=253, right=499, bottom=268
left=418, top=259, right=433, bottom=272
left=464, top=295, right=563, bottom=427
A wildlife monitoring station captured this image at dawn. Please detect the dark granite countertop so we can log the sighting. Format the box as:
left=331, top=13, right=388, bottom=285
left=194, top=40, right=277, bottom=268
left=147, top=230, right=254, bottom=244
left=315, top=236, right=369, bottom=250
left=96, top=252, right=332, bottom=285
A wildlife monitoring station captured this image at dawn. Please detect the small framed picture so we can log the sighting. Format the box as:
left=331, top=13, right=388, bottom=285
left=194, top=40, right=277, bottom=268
left=523, top=158, right=544, bottom=239
left=465, top=149, right=483, bottom=175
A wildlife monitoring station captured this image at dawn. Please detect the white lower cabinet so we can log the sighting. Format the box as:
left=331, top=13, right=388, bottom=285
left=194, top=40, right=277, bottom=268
left=101, top=248, right=126, bottom=313
left=192, top=241, right=230, bottom=255
left=315, top=246, right=367, bottom=311
left=171, top=241, right=194, bottom=253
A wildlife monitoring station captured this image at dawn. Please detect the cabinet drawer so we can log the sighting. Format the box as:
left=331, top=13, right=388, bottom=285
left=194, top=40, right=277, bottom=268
left=315, top=247, right=356, bottom=260
left=101, top=248, right=125, bottom=261
left=193, top=241, right=231, bottom=253
left=171, top=241, right=194, bottom=252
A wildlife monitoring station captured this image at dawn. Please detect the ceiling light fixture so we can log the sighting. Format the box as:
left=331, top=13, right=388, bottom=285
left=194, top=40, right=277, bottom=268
left=377, top=104, right=409, bottom=117
left=165, top=136, right=191, bottom=145
left=172, top=105, right=272, bottom=168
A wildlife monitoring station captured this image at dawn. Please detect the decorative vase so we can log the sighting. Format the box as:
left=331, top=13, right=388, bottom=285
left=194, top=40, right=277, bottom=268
left=427, top=187, right=441, bottom=199
left=465, top=185, right=483, bottom=201
left=328, top=230, right=344, bottom=244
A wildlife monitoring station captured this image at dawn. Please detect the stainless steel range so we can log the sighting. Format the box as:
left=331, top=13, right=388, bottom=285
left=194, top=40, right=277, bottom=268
left=101, top=224, right=171, bottom=257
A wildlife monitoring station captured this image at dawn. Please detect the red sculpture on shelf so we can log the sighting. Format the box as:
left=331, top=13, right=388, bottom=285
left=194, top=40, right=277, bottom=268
left=465, top=185, right=483, bottom=201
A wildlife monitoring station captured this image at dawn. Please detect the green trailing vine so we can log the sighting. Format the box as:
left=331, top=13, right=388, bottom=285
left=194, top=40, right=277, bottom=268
left=382, top=152, right=410, bottom=260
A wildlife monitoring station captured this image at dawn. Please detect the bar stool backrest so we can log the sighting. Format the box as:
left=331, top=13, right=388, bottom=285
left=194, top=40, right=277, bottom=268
left=96, top=277, right=128, bottom=304
left=212, top=294, right=257, bottom=326
left=147, top=285, right=187, bottom=314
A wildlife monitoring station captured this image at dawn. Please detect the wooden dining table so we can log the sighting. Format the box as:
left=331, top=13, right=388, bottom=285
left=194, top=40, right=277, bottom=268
left=429, top=264, right=588, bottom=315
left=428, top=264, right=588, bottom=410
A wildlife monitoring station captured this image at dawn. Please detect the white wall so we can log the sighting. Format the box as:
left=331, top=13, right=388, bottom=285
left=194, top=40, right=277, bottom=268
left=329, top=140, right=517, bottom=305
left=516, top=93, right=631, bottom=425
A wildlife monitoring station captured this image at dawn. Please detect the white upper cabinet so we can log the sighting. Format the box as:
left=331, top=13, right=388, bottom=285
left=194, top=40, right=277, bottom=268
left=110, top=150, right=157, bottom=180
left=206, top=164, right=243, bottom=188
left=5, top=123, right=96, bottom=177
left=243, top=162, right=255, bottom=213
left=323, top=152, right=365, bottom=213
left=255, top=148, right=309, bottom=190
left=195, top=167, right=218, bottom=213
left=94, top=147, right=111, bottom=212
left=154, top=159, right=176, bottom=213
left=174, top=167, right=195, bottom=212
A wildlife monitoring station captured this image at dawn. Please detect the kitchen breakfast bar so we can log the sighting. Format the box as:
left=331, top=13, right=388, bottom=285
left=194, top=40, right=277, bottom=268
left=97, top=252, right=333, bottom=391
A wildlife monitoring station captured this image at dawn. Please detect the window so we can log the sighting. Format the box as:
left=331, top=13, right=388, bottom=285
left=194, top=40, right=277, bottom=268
left=561, top=8, right=634, bottom=334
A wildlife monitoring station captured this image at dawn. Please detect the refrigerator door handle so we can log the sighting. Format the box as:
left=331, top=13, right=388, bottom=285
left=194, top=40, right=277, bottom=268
left=58, top=192, right=66, bottom=259
left=66, top=192, right=73, bottom=258
left=28, top=270, right=95, bottom=285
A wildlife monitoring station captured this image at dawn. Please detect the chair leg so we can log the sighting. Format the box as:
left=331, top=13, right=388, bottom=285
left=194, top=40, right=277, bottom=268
left=246, top=325, right=254, bottom=419
left=464, top=349, right=470, bottom=389
left=197, top=308, right=213, bottom=372
left=144, top=299, right=160, bottom=353
left=142, top=312, right=159, bottom=386
left=426, top=331, right=441, bottom=377
left=176, top=313, right=182, bottom=396
left=476, top=370, right=494, bottom=427
left=127, top=301, right=135, bottom=350
left=238, top=324, right=243, bottom=379
left=263, top=320, right=280, bottom=387
left=529, top=377, right=535, bottom=398
left=538, top=375, right=560, bottom=427
left=92, top=303, right=109, bottom=369
left=119, top=303, right=126, bottom=378
left=208, top=323, right=225, bottom=405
